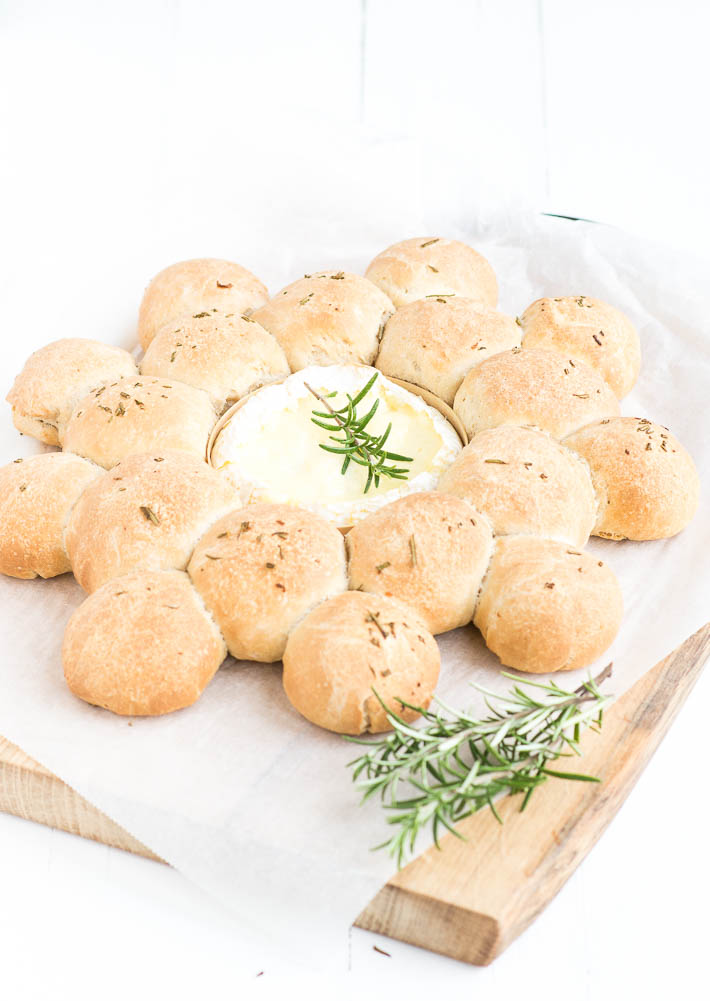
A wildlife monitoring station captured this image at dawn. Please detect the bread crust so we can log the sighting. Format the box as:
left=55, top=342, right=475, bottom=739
left=563, top=417, right=700, bottom=540
left=62, top=376, right=216, bottom=468
left=437, top=425, right=597, bottom=546
left=62, top=570, right=227, bottom=716
left=0, top=452, right=101, bottom=579
left=520, top=296, right=641, bottom=398
left=346, top=491, right=493, bottom=634
left=65, top=450, right=240, bottom=592
left=252, top=272, right=393, bottom=371
left=453, top=347, right=620, bottom=440
left=375, top=297, right=520, bottom=405
left=282, top=591, right=440, bottom=734
left=6, top=339, right=138, bottom=445
left=365, top=237, right=497, bottom=308
left=140, top=310, right=290, bottom=412
left=474, top=536, right=623, bottom=673
left=137, top=258, right=268, bottom=350
left=188, top=503, right=348, bottom=662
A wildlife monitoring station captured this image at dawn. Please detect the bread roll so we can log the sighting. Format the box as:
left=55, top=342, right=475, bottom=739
left=140, top=310, right=290, bottom=412
left=252, top=272, right=393, bottom=371
left=375, top=298, right=520, bottom=405
left=138, top=258, right=268, bottom=349
left=0, top=453, right=100, bottom=579
left=453, top=348, right=620, bottom=440
left=66, top=450, right=239, bottom=592
left=62, top=376, right=216, bottom=469
left=6, top=339, right=138, bottom=445
left=563, top=417, right=699, bottom=540
left=520, top=296, right=641, bottom=398
left=346, top=492, right=493, bottom=634
left=437, top=426, right=597, bottom=547
left=474, top=536, right=623, bottom=674
left=63, top=570, right=227, bottom=715
left=282, top=591, right=440, bottom=734
left=364, top=237, right=497, bottom=308
left=188, top=503, right=347, bottom=662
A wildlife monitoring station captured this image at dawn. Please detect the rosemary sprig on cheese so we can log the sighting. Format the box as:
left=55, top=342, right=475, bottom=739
left=347, top=664, right=612, bottom=867
left=305, top=373, right=414, bottom=494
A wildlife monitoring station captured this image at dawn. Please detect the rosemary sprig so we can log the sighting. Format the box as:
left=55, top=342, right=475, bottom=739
left=346, top=664, right=612, bottom=867
left=305, top=373, right=414, bottom=494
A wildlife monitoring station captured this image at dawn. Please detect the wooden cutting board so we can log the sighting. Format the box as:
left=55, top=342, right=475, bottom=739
left=1, top=622, right=709, bottom=965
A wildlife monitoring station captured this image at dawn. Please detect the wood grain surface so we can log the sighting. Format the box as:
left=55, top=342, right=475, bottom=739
left=1, top=623, right=708, bottom=965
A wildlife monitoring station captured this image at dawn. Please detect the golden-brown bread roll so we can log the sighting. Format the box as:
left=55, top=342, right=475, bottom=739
left=375, top=297, right=520, bottom=405
left=364, top=237, right=498, bottom=308
left=282, top=591, right=440, bottom=734
left=140, top=310, right=290, bottom=412
left=63, top=570, right=227, bottom=716
left=188, top=503, right=348, bottom=662
left=137, top=258, right=268, bottom=350
left=65, top=450, right=240, bottom=592
left=437, top=426, right=597, bottom=547
left=453, top=347, right=620, bottom=440
left=563, top=417, right=700, bottom=540
left=520, top=296, right=641, bottom=398
left=62, top=376, right=217, bottom=468
left=0, top=452, right=101, bottom=579
left=346, top=492, right=493, bottom=634
left=251, top=271, right=394, bottom=371
left=6, top=339, right=138, bottom=445
left=474, top=536, right=623, bottom=674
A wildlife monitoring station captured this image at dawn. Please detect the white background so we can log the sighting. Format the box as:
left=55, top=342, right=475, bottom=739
left=1, top=1, right=709, bottom=997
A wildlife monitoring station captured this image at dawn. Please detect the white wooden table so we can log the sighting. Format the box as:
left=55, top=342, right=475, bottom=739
left=1, top=1, right=708, bottom=995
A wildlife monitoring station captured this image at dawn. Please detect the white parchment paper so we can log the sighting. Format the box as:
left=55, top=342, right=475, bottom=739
left=0, top=212, right=708, bottom=968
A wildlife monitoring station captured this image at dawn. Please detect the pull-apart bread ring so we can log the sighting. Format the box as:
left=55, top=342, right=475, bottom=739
left=251, top=271, right=394, bottom=371
left=0, top=452, right=101, bottom=579
left=62, top=376, right=217, bottom=468
left=563, top=417, right=700, bottom=540
left=140, top=310, right=290, bottom=412
left=453, top=347, right=620, bottom=440
left=63, top=570, right=227, bottom=716
left=474, top=536, right=623, bottom=674
left=282, top=591, right=440, bottom=735
left=437, top=425, right=597, bottom=547
left=188, top=503, right=348, bottom=663
left=365, top=236, right=498, bottom=309
left=346, top=491, right=493, bottom=635
left=520, top=296, right=641, bottom=398
left=65, top=451, right=240, bottom=593
left=138, top=258, right=269, bottom=350
left=375, top=297, right=520, bottom=405
left=6, top=338, right=138, bottom=445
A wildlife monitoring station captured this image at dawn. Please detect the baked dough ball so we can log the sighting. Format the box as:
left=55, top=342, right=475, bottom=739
left=364, top=237, right=497, bottom=308
left=188, top=503, right=348, bottom=662
left=6, top=339, right=138, bottom=445
left=346, top=492, right=493, bottom=634
left=137, top=258, right=268, bottom=350
left=437, top=426, right=597, bottom=547
left=520, top=296, right=641, bottom=399
left=62, top=376, right=216, bottom=468
left=62, top=570, right=226, bottom=716
left=282, top=591, right=440, bottom=734
left=375, top=298, right=520, bottom=405
left=453, top=348, right=620, bottom=440
left=251, top=271, right=394, bottom=371
left=474, top=537, right=623, bottom=674
left=563, top=417, right=699, bottom=540
left=65, top=450, right=239, bottom=592
left=140, top=310, right=290, bottom=412
left=0, top=453, right=100, bottom=579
